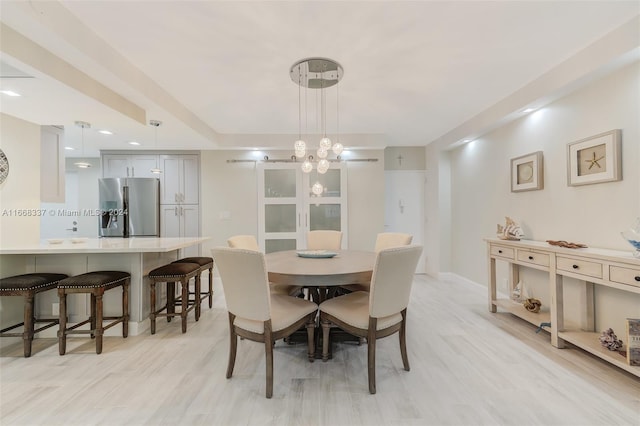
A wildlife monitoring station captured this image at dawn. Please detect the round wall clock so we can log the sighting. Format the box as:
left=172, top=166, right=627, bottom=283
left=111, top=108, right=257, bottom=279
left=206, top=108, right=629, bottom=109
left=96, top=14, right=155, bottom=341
left=0, top=149, right=8, bottom=184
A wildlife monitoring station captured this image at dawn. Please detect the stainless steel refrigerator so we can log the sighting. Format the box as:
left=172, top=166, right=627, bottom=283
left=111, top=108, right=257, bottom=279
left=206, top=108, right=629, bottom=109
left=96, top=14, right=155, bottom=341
left=99, top=177, right=160, bottom=237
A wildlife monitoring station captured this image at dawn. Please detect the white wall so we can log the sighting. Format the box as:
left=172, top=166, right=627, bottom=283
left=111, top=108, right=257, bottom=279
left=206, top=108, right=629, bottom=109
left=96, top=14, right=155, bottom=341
left=199, top=149, right=385, bottom=257
left=0, top=113, right=41, bottom=246
left=447, top=61, right=640, bottom=333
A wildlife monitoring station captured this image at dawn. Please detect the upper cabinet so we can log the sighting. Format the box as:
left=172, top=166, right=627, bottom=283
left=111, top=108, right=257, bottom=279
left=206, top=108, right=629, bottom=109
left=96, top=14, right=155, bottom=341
left=102, top=154, right=159, bottom=178
left=159, top=154, right=199, bottom=204
left=40, top=125, right=65, bottom=202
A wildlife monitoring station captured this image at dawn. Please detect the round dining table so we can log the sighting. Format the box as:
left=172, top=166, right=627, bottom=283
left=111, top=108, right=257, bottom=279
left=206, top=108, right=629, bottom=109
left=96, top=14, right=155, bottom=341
left=266, top=250, right=376, bottom=303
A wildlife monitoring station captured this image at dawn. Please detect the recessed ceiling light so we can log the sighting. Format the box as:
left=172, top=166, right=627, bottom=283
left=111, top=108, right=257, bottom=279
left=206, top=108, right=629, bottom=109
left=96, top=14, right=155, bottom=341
left=128, top=141, right=140, bottom=146
left=98, top=129, right=113, bottom=135
left=522, top=108, right=536, bottom=113
left=0, top=90, right=21, bottom=97
left=64, top=146, right=75, bottom=150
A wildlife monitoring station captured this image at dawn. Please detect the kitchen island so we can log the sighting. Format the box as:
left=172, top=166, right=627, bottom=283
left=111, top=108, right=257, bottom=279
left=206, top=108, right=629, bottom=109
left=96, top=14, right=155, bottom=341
left=0, top=237, right=210, bottom=336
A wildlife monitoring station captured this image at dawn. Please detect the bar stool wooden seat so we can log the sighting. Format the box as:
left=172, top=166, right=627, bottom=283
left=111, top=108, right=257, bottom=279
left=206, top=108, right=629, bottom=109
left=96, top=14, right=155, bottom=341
left=0, top=273, right=68, bottom=357
left=57, top=271, right=130, bottom=355
left=148, top=262, right=201, bottom=334
left=172, top=256, right=214, bottom=309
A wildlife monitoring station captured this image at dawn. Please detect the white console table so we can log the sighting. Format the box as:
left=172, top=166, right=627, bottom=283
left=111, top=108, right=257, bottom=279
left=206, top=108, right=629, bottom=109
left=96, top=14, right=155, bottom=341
left=486, top=238, right=640, bottom=377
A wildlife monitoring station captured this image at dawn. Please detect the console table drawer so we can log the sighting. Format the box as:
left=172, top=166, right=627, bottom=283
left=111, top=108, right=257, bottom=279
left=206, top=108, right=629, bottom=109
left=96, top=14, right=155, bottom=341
left=557, top=256, right=602, bottom=279
left=517, top=251, right=550, bottom=268
left=609, top=265, right=640, bottom=288
left=491, top=245, right=514, bottom=259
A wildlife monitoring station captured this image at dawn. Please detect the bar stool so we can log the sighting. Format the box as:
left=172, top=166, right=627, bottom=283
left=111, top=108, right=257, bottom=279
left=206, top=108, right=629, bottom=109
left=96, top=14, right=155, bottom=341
left=0, top=273, right=68, bottom=357
left=57, top=271, right=130, bottom=355
left=172, top=256, right=214, bottom=309
left=148, top=262, right=200, bottom=334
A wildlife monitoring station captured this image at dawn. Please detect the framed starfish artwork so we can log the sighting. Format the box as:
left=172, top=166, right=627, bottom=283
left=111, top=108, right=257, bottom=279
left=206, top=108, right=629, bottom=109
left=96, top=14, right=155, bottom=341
left=567, top=129, right=621, bottom=186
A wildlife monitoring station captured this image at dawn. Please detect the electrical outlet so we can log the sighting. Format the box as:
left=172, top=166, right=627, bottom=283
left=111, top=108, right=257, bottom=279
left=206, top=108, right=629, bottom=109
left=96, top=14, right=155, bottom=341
left=52, top=302, right=59, bottom=316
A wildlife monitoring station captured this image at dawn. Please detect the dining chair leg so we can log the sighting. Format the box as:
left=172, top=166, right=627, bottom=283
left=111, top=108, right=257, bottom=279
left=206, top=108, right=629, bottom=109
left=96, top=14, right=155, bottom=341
left=58, top=288, right=67, bottom=355
left=95, top=291, right=104, bottom=354
left=166, top=282, right=175, bottom=322
left=368, top=317, right=377, bottom=394
left=321, top=318, right=331, bottom=362
left=399, top=309, right=410, bottom=371
left=226, top=313, right=237, bottom=379
left=23, top=293, right=35, bottom=358
left=264, top=319, right=274, bottom=399
left=306, top=315, right=315, bottom=362
left=122, top=280, right=129, bottom=338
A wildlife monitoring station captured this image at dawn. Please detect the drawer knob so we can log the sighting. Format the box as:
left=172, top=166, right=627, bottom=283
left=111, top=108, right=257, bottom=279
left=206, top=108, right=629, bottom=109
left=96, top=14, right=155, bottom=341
left=528, top=256, right=534, bottom=260
left=635, top=276, right=640, bottom=282
left=498, top=250, right=503, bottom=254
left=572, top=264, right=579, bottom=269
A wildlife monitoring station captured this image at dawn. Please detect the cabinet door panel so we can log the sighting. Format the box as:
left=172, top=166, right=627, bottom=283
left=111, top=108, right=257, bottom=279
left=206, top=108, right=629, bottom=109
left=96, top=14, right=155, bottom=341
left=182, top=156, right=199, bottom=204
left=160, top=205, right=181, bottom=238
left=160, top=156, right=181, bottom=204
left=103, top=155, right=130, bottom=178
left=181, top=205, right=200, bottom=257
left=130, top=156, right=159, bottom=178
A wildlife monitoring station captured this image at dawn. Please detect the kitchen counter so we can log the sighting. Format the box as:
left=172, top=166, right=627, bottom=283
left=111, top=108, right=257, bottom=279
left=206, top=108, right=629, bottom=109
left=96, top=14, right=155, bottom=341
left=0, top=237, right=210, bottom=254
left=0, top=236, right=211, bottom=338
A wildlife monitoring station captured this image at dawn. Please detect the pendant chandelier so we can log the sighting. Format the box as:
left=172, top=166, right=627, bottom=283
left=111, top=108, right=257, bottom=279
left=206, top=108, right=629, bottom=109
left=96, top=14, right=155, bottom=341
left=149, top=119, right=162, bottom=174
left=290, top=58, right=344, bottom=195
left=74, top=121, right=91, bottom=168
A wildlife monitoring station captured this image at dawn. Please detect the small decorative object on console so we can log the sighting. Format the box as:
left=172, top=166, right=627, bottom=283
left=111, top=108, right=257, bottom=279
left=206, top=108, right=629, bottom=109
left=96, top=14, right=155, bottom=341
left=599, top=328, right=623, bottom=351
left=546, top=240, right=588, bottom=249
left=496, top=216, right=524, bottom=241
left=523, top=298, right=541, bottom=313
left=621, top=218, right=640, bottom=259
left=627, top=319, right=640, bottom=366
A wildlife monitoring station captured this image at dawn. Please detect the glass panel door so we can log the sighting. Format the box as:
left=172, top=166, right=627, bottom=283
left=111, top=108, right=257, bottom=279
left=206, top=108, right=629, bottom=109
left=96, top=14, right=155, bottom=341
left=258, top=164, right=303, bottom=253
left=258, top=162, right=348, bottom=252
left=304, top=164, right=348, bottom=248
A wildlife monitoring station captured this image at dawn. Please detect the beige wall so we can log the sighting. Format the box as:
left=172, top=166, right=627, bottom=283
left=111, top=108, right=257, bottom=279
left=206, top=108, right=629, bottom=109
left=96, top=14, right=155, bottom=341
left=0, top=113, right=41, bottom=246
left=445, top=61, right=640, bottom=333
left=199, top=149, right=385, bottom=256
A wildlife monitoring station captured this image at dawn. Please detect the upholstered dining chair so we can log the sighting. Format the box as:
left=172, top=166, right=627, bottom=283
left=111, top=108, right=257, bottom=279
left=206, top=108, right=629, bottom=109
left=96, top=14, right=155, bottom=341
left=319, top=244, right=423, bottom=394
left=211, top=247, right=318, bottom=398
left=342, top=232, right=413, bottom=293
left=227, top=235, right=260, bottom=251
left=226, top=234, right=301, bottom=297
left=306, top=230, right=343, bottom=251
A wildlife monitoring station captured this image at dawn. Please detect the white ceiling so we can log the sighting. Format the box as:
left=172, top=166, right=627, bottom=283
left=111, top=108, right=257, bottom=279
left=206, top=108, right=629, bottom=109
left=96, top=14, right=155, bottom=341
left=0, top=1, right=638, bottom=157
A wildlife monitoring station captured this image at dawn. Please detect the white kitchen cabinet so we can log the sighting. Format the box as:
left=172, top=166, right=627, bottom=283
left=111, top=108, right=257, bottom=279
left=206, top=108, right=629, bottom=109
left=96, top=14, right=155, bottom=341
left=102, top=154, right=159, bottom=178
left=161, top=205, right=200, bottom=257
left=40, top=125, right=65, bottom=202
left=160, top=155, right=199, bottom=204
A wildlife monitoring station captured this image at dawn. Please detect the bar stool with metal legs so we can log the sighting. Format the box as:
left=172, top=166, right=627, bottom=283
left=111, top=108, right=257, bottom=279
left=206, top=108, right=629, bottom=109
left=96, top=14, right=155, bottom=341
left=172, top=256, right=214, bottom=309
left=0, top=273, right=68, bottom=357
left=148, top=262, right=201, bottom=334
left=57, top=271, right=130, bottom=355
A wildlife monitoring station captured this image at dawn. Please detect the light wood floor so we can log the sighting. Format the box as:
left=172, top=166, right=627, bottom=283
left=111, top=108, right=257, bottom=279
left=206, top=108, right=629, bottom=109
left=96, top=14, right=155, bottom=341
left=1, top=274, right=638, bottom=426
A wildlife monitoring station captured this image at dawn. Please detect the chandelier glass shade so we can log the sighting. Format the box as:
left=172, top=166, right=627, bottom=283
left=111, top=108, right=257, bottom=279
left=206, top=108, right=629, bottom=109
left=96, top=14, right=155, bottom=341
left=290, top=57, right=344, bottom=183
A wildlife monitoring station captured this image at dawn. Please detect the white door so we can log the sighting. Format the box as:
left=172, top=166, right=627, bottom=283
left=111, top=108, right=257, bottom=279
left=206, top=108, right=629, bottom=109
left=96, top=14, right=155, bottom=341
left=160, top=155, right=182, bottom=204
left=257, top=163, right=348, bottom=253
left=384, top=170, right=425, bottom=273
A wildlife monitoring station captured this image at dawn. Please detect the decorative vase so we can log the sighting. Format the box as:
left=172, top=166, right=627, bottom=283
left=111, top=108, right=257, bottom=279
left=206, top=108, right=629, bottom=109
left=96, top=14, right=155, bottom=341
left=621, top=218, right=640, bottom=258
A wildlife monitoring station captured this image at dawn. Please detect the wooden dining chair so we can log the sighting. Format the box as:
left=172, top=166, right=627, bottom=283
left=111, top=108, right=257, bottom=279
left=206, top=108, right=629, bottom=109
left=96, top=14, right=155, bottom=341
left=226, top=234, right=302, bottom=297
left=306, top=230, right=342, bottom=251
left=319, top=244, right=423, bottom=394
left=211, top=247, right=318, bottom=398
left=342, top=232, right=413, bottom=293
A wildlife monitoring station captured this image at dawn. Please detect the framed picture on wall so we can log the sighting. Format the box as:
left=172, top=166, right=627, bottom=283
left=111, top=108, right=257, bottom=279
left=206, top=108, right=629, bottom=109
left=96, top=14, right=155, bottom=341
left=511, top=151, right=543, bottom=192
left=567, top=129, right=622, bottom=186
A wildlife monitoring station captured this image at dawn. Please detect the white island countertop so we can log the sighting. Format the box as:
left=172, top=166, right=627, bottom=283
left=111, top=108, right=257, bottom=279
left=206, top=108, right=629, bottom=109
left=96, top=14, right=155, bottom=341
left=0, top=237, right=211, bottom=254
